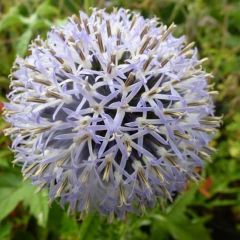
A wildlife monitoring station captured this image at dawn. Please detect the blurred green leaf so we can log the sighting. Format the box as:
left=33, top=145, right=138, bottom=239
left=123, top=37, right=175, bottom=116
left=59, top=213, right=80, bottom=239
left=16, top=29, right=32, bottom=56
left=79, top=214, right=99, bottom=240
left=36, top=2, right=59, bottom=17
left=0, top=150, right=11, bottom=168
left=208, top=199, right=240, bottom=207
left=0, top=6, right=23, bottom=32
left=0, top=223, right=11, bottom=240
left=31, top=19, right=51, bottom=31
left=0, top=173, right=21, bottom=188
left=152, top=188, right=211, bottom=240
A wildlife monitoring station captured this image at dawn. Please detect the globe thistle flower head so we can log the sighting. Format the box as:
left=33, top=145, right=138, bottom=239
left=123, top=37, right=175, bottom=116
left=4, top=8, right=220, bottom=219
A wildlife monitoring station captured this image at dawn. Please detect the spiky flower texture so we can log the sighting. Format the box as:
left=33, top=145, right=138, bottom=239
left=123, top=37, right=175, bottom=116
left=4, top=9, right=220, bottom=219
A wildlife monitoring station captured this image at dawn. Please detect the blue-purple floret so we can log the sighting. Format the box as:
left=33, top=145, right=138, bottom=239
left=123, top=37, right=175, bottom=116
left=4, top=8, right=220, bottom=219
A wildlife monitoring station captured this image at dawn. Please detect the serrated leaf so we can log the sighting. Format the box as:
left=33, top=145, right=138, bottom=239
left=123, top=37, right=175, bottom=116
left=0, top=174, right=48, bottom=227
left=0, top=183, right=32, bottom=221
left=0, top=172, right=49, bottom=226
left=24, top=188, right=49, bottom=227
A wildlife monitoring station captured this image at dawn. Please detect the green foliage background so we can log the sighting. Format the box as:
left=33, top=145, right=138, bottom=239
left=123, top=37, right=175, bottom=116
left=0, top=0, right=239, bottom=239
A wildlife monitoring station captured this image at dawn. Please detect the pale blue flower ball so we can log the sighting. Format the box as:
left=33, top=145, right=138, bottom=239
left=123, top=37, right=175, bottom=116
left=4, top=8, right=220, bottom=219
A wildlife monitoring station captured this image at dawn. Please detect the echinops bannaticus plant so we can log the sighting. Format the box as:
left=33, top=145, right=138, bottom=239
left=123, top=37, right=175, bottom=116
left=3, top=8, right=220, bottom=219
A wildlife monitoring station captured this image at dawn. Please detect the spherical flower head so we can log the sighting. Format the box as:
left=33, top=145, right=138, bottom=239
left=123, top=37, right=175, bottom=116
left=4, top=8, right=220, bottom=219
